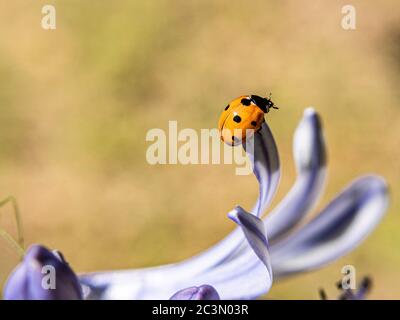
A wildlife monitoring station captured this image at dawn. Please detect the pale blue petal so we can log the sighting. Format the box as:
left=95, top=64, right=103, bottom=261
left=266, top=108, right=327, bottom=242
left=270, top=175, right=388, bottom=278
left=228, top=206, right=272, bottom=277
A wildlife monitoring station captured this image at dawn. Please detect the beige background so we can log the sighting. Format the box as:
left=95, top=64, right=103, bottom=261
left=0, top=0, right=399, bottom=299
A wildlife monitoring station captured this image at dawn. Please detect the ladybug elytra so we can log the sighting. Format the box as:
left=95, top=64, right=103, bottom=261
left=218, top=94, right=278, bottom=146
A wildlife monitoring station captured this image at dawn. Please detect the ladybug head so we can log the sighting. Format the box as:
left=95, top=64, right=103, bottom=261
left=250, top=94, right=278, bottom=113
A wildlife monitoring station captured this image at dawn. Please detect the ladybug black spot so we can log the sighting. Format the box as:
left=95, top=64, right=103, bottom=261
left=251, top=121, right=257, bottom=126
left=233, top=115, right=242, bottom=123
left=225, top=105, right=230, bottom=111
left=241, top=98, right=251, bottom=106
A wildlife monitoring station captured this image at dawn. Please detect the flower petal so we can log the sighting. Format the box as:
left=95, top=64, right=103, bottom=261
left=170, top=285, right=220, bottom=300
left=228, top=206, right=272, bottom=278
left=247, top=123, right=281, bottom=217
left=270, top=175, right=389, bottom=278
left=168, top=122, right=280, bottom=272
left=3, top=244, right=83, bottom=300
left=266, top=108, right=327, bottom=242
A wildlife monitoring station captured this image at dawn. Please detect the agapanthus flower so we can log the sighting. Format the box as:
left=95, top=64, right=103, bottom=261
left=76, top=108, right=388, bottom=300
left=3, top=244, right=82, bottom=300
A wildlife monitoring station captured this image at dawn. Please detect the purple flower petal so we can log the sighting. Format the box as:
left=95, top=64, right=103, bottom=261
left=170, top=285, right=220, bottom=300
left=3, top=244, right=83, bottom=300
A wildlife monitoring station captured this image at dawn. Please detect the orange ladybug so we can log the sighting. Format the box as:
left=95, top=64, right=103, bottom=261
left=218, top=94, right=278, bottom=146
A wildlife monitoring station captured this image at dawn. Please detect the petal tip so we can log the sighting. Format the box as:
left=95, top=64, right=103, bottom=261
left=227, top=206, right=244, bottom=224
left=304, top=107, right=316, bottom=117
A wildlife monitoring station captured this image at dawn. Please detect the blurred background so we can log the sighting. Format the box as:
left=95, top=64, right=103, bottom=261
left=0, top=0, right=399, bottom=299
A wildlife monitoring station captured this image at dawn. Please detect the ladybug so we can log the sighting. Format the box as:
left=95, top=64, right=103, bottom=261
left=218, top=94, right=278, bottom=146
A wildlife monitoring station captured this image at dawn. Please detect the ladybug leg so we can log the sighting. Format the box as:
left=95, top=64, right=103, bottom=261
left=255, top=118, right=265, bottom=133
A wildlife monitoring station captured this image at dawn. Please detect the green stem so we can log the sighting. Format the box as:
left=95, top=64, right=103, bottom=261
left=0, top=229, right=25, bottom=259
left=0, top=196, right=26, bottom=259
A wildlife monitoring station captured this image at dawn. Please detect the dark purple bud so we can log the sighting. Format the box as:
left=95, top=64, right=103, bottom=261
left=170, top=285, right=220, bottom=300
left=3, top=244, right=83, bottom=300
left=339, top=276, right=372, bottom=300
left=319, top=276, right=372, bottom=300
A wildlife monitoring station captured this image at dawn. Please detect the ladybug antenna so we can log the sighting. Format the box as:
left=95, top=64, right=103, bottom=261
left=265, top=92, right=279, bottom=110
